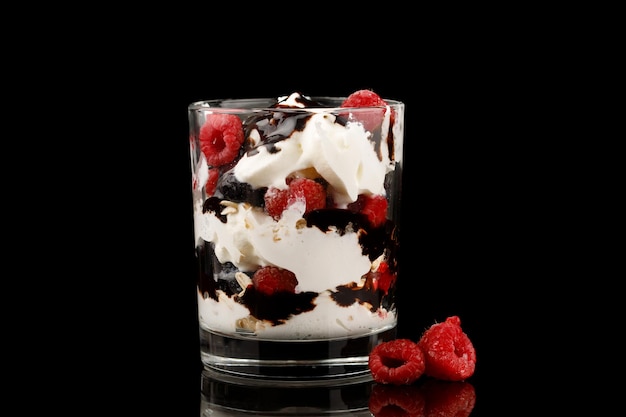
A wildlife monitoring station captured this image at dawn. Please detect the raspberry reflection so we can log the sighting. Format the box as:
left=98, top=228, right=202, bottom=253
left=368, top=380, right=476, bottom=417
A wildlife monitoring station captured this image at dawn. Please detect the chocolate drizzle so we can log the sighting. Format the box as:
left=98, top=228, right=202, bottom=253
left=243, top=112, right=312, bottom=157
left=239, top=287, right=318, bottom=325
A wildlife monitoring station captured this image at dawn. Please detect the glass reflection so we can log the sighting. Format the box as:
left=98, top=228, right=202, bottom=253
left=200, top=368, right=475, bottom=416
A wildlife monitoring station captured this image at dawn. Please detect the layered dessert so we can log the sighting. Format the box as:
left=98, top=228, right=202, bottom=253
left=189, top=91, right=404, bottom=341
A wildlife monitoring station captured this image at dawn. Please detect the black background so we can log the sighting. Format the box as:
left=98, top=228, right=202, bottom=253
left=124, top=76, right=528, bottom=415
left=53, top=27, right=545, bottom=415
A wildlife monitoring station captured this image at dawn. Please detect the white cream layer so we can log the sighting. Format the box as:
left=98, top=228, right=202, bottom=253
left=194, top=199, right=371, bottom=292
left=197, top=289, right=396, bottom=340
left=233, top=111, right=394, bottom=206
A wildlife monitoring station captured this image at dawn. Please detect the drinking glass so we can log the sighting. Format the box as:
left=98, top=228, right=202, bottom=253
left=188, top=92, right=405, bottom=381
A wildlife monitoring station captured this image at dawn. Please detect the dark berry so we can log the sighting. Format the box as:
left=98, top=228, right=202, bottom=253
left=417, top=316, right=476, bottom=381
left=216, top=170, right=266, bottom=206
left=251, top=266, right=298, bottom=295
left=199, top=113, right=244, bottom=167
left=368, top=339, right=425, bottom=385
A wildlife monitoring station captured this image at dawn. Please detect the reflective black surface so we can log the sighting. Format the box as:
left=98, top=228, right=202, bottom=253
left=125, top=300, right=503, bottom=416
left=165, top=307, right=497, bottom=416
left=199, top=368, right=477, bottom=415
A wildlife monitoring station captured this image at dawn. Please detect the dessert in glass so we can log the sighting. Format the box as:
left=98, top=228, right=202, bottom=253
left=188, top=90, right=404, bottom=381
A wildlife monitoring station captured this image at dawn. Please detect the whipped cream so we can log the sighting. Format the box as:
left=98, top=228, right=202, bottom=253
left=234, top=100, right=395, bottom=206
left=195, top=199, right=370, bottom=291
left=198, top=289, right=396, bottom=340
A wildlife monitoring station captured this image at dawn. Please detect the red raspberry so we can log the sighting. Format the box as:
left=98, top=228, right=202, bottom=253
left=369, top=261, right=396, bottom=294
left=287, top=177, right=326, bottom=212
left=368, top=339, right=426, bottom=385
left=417, top=316, right=476, bottom=381
left=264, top=186, right=290, bottom=219
left=251, top=266, right=298, bottom=295
left=264, top=178, right=326, bottom=220
left=421, top=380, right=476, bottom=417
left=199, top=113, right=244, bottom=167
left=342, top=89, right=388, bottom=108
left=205, top=167, right=219, bottom=195
left=348, top=194, right=388, bottom=228
left=341, top=89, right=389, bottom=132
left=368, top=384, right=426, bottom=416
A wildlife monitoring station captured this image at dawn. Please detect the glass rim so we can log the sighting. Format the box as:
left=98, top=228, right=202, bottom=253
left=187, top=95, right=404, bottom=112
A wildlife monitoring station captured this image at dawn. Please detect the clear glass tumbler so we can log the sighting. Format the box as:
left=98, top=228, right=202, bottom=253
left=188, top=92, right=405, bottom=382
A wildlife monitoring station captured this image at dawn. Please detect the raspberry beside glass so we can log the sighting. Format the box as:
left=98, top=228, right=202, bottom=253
left=188, top=90, right=405, bottom=381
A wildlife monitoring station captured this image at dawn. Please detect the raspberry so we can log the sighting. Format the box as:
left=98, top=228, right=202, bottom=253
left=368, top=384, right=426, bottom=416
left=368, top=261, right=395, bottom=294
left=421, top=380, right=476, bottom=417
left=205, top=167, right=219, bottom=195
left=340, top=89, right=389, bottom=132
left=347, top=194, right=388, bottom=228
left=368, top=339, right=425, bottom=385
left=264, top=178, right=326, bottom=220
left=199, top=113, right=244, bottom=167
left=251, top=266, right=298, bottom=295
left=287, top=177, right=326, bottom=212
left=342, top=89, right=388, bottom=108
left=264, top=187, right=290, bottom=219
left=417, top=316, right=476, bottom=381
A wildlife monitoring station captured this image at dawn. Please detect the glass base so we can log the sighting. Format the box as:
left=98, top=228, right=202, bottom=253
left=201, top=367, right=376, bottom=415
left=199, top=325, right=397, bottom=383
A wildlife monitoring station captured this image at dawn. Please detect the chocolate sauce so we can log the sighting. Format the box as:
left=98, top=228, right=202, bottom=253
left=202, top=197, right=227, bottom=223
left=196, top=240, right=219, bottom=301
left=331, top=282, right=384, bottom=312
left=239, top=287, right=317, bottom=325
left=243, top=112, right=312, bottom=157
left=273, top=92, right=324, bottom=109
